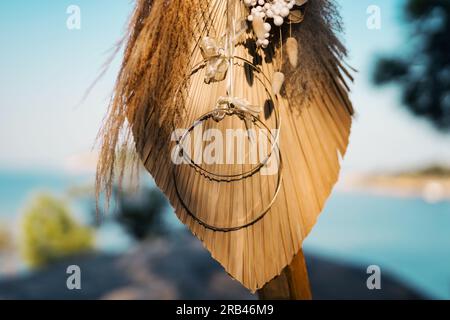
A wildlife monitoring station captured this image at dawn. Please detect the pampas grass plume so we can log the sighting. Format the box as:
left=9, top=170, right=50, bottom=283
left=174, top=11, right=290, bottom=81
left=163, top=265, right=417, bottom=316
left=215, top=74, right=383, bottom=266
left=286, top=37, right=299, bottom=68
left=252, top=16, right=266, bottom=40
left=272, top=71, right=285, bottom=95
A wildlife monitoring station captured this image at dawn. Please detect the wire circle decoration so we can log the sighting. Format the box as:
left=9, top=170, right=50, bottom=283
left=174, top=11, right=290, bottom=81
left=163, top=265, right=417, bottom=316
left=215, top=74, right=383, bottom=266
left=172, top=107, right=283, bottom=232
left=172, top=56, right=281, bottom=182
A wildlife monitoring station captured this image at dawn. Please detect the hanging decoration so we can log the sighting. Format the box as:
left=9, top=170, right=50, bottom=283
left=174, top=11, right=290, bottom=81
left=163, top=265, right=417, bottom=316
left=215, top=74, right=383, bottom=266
left=96, top=0, right=354, bottom=293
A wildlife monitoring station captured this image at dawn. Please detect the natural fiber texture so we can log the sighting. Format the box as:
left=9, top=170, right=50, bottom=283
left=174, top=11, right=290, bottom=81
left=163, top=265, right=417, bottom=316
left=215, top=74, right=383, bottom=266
left=284, top=0, right=354, bottom=112
left=96, top=0, right=207, bottom=204
left=96, top=0, right=354, bottom=292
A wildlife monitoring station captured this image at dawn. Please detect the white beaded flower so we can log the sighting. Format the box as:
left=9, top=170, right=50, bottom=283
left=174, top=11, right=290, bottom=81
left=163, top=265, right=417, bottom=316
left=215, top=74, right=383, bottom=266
left=244, top=0, right=300, bottom=48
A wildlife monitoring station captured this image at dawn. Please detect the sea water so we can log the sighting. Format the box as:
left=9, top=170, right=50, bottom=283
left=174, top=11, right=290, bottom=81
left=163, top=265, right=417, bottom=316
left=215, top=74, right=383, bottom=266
left=305, top=192, right=450, bottom=299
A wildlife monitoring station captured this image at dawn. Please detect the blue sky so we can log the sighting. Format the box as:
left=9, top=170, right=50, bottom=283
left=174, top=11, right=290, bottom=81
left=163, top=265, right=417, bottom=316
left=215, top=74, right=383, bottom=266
left=0, top=0, right=449, bottom=173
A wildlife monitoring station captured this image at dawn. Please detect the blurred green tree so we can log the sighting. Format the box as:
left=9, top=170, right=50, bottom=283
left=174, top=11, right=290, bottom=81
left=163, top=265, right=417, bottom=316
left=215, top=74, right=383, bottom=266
left=20, top=194, right=94, bottom=268
left=373, top=0, right=450, bottom=130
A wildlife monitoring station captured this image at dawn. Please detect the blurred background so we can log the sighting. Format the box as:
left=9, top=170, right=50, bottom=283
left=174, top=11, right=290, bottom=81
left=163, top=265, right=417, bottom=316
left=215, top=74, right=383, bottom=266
left=0, top=0, right=449, bottom=300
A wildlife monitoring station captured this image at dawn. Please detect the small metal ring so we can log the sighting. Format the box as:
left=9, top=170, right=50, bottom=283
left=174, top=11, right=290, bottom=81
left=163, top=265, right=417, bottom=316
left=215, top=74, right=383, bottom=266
left=175, top=107, right=279, bottom=182
left=172, top=57, right=281, bottom=181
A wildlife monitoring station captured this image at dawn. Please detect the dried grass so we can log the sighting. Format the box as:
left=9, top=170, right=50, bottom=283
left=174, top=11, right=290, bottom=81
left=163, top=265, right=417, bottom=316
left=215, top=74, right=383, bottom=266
left=284, top=0, right=353, bottom=113
left=96, top=0, right=209, bottom=208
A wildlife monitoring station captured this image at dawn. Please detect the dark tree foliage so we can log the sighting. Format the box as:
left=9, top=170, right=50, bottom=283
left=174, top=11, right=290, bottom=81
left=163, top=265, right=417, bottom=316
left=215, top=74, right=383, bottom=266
left=373, top=0, right=450, bottom=130
left=115, top=188, right=170, bottom=241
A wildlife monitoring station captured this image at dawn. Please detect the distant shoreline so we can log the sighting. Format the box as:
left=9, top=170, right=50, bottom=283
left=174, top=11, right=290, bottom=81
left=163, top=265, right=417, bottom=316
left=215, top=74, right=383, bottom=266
left=339, top=173, right=450, bottom=203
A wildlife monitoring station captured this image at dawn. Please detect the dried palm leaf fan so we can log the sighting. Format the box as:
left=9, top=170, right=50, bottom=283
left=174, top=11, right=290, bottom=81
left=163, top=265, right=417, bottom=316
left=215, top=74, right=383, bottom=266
left=96, top=0, right=354, bottom=295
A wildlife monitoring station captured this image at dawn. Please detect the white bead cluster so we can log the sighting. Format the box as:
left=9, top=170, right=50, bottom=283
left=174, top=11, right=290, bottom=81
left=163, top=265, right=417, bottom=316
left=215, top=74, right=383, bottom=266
left=244, top=0, right=297, bottom=48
